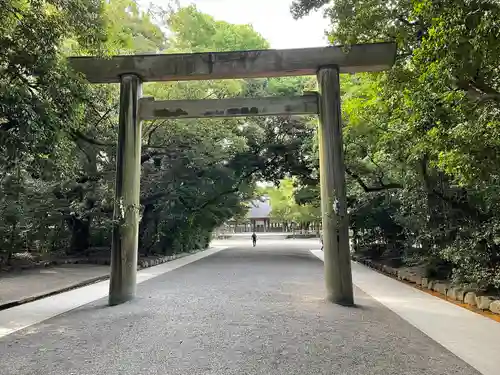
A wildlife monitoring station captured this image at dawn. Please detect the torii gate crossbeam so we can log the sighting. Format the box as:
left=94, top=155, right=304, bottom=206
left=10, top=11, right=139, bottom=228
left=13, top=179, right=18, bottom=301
left=69, top=42, right=396, bottom=307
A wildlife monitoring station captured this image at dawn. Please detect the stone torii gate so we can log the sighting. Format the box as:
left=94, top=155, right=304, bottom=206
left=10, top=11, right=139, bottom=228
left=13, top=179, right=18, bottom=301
left=69, top=42, right=396, bottom=307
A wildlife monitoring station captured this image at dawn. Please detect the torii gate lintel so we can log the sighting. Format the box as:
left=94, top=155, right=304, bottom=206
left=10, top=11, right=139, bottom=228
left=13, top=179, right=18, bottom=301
left=69, top=42, right=397, bottom=307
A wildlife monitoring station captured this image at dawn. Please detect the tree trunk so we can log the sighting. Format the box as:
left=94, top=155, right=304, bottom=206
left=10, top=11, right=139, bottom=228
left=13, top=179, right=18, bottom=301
left=138, top=204, right=154, bottom=255
left=68, top=216, right=91, bottom=254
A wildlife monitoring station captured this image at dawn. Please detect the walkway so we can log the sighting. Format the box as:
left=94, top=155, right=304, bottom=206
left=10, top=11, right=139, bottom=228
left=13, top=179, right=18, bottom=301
left=0, top=264, right=109, bottom=307
left=0, top=239, right=495, bottom=375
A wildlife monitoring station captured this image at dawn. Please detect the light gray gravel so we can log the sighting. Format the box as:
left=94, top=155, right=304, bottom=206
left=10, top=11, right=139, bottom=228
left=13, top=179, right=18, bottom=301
left=0, top=242, right=480, bottom=375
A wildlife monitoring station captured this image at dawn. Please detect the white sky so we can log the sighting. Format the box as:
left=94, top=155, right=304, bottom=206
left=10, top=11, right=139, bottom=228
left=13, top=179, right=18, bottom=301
left=149, top=0, right=331, bottom=49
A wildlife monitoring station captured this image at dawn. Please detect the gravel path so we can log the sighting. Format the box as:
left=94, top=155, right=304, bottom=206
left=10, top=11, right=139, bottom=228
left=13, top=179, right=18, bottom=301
left=0, top=242, right=479, bottom=375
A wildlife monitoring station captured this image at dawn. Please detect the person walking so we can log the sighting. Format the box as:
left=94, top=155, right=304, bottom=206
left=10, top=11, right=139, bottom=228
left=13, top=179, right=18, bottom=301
left=251, top=232, right=257, bottom=247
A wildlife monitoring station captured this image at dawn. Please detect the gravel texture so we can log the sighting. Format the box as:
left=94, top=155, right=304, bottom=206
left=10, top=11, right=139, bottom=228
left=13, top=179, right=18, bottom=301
left=0, top=241, right=480, bottom=375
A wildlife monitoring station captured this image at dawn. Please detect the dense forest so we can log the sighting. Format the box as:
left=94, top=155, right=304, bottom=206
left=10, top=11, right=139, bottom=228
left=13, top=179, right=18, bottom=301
left=0, top=1, right=314, bottom=263
left=1, top=0, right=500, bottom=292
left=291, top=0, right=500, bottom=291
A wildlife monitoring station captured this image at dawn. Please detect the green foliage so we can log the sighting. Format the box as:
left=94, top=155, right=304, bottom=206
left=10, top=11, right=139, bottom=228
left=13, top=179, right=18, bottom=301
left=1, top=0, right=107, bottom=172
left=260, top=178, right=321, bottom=230
left=166, top=4, right=270, bottom=52
left=102, top=0, right=167, bottom=53
left=292, top=0, right=500, bottom=289
left=0, top=2, right=316, bottom=265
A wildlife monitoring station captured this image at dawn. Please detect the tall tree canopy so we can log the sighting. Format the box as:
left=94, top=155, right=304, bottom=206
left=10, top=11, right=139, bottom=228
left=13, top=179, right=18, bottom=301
left=1, top=0, right=107, bottom=172
left=259, top=178, right=321, bottom=231
left=166, top=4, right=270, bottom=52
left=291, top=0, right=500, bottom=289
left=0, top=2, right=314, bottom=265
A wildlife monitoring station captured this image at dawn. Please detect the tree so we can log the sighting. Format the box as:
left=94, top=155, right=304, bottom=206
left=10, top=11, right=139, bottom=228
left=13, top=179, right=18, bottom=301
left=132, top=5, right=312, bottom=254
left=1, top=0, right=107, bottom=172
left=0, top=0, right=112, bottom=262
left=291, top=0, right=500, bottom=289
left=260, top=178, right=321, bottom=231
left=0, top=2, right=320, bottom=267
left=166, top=4, right=270, bottom=52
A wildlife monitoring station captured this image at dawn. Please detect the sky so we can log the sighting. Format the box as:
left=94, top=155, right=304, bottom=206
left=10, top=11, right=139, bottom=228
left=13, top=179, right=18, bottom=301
left=152, top=0, right=331, bottom=49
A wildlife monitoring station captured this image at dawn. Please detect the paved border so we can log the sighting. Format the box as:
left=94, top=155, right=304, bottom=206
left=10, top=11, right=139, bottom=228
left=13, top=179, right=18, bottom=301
left=0, top=275, right=110, bottom=312
left=0, top=246, right=228, bottom=339
left=310, top=249, right=500, bottom=375
left=0, top=249, right=212, bottom=312
left=351, top=254, right=500, bottom=320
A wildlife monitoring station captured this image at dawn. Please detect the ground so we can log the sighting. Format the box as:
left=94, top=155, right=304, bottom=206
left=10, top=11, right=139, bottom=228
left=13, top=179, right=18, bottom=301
left=0, top=264, right=109, bottom=306
left=0, top=237, right=481, bottom=375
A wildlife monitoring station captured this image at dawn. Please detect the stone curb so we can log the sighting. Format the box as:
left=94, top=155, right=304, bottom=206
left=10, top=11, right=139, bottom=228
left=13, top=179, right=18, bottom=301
left=0, top=274, right=110, bottom=311
left=0, top=248, right=207, bottom=312
left=351, top=254, right=500, bottom=316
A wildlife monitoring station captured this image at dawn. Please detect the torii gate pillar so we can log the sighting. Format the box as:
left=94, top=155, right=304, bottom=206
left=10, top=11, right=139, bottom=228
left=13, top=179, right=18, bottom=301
left=109, top=74, right=143, bottom=306
left=69, top=42, right=396, bottom=306
left=317, top=66, right=353, bottom=305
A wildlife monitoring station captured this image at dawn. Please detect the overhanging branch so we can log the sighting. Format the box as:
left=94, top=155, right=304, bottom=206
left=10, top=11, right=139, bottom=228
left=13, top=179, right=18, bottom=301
left=420, top=155, right=486, bottom=220
left=346, top=167, right=402, bottom=192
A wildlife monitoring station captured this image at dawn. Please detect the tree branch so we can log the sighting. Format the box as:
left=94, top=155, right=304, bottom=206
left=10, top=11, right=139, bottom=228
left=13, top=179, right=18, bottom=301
left=453, top=77, right=500, bottom=104
left=175, top=154, right=280, bottom=215
left=345, top=167, right=402, bottom=192
left=69, top=129, right=114, bottom=147
left=397, top=16, right=418, bottom=26
left=144, top=120, right=168, bottom=146
left=420, top=156, right=486, bottom=220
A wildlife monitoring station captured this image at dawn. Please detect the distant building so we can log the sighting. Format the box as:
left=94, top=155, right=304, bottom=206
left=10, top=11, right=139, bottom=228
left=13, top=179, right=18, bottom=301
left=224, top=196, right=283, bottom=233
left=247, top=196, right=272, bottom=232
left=216, top=195, right=321, bottom=235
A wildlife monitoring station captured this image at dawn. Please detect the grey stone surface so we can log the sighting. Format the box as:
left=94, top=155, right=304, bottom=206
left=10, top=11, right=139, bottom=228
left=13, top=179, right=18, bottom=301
left=489, top=300, right=500, bottom=314
left=409, top=274, right=422, bottom=285
left=446, top=287, right=462, bottom=301
left=464, top=292, right=477, bottom=307
left=455, top=289, right=469, bottom=302
left=0, top=243, right=480, bottom=375
left=427, top=280, right=437, bottom=290
left=433, top=282, right=450, bottom=295
left=0, top=264, right=109, bottom=305
left=447, top=287, right=478, bottom=303
left=397, top=269, right=411, bottom=280
left=475, top=296, right=495, bottom=310
left=421, top=277, right=429, bottom=288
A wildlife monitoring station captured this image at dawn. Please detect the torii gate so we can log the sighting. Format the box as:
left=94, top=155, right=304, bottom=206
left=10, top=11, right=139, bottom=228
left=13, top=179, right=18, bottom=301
left=69, top=42, right=396, bottom=307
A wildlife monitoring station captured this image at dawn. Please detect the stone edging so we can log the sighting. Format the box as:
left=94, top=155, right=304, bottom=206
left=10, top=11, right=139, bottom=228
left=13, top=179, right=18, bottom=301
left=2, top=248, right=208, bottom=272
left=137, top=249, right=203, bottom=269
left=351, top=254, right=500, bottom=316
left=0, top=248, right=207, bottom=312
